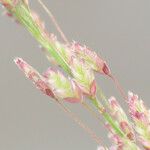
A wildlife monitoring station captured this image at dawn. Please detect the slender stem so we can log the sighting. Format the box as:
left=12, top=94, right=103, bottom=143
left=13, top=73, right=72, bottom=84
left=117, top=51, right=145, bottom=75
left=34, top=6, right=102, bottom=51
left=108, top=74, right=128, bottom=101
left=38, top=0, right=69, bottom=44
left=81, top=101, right=112, bottom=134
left=81, top=101, right=104, bottom=123
left=55, top=99, right=104, bottom=146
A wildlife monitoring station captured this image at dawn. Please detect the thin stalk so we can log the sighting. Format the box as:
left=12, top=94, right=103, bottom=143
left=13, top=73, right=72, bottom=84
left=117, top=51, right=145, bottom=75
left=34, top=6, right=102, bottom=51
left=81, top=101, right=103, bottom=122
left=38, top=0, right=69, bottom=44
left=108, top=74, right=128, bottom=101
left=55, top=99, right=105, bottom=146
left=81, top=101, right=112, bottom=133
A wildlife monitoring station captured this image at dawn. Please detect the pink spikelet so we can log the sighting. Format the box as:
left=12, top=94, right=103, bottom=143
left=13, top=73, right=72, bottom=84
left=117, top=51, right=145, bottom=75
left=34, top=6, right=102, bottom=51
left=43, top=68, right=82, bottom=103
left=70, top=42, right=111, bottom=75
left=105, top=122, right=124, bottom=149
left=104, top=97, right=140, bottom=150
left=70, top=58, right=96, bottom=97
left=108, top=96, right=135, bottom=141
left=105, top=123, right=139, bottom=150
left=14, top=57, right=54, bottom=98
left=128, top=92, right=150, bottom=149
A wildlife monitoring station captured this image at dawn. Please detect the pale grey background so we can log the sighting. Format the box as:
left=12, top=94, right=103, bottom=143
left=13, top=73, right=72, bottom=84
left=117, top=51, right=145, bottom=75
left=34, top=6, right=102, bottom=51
left=0, top=0, right=150, bottom=150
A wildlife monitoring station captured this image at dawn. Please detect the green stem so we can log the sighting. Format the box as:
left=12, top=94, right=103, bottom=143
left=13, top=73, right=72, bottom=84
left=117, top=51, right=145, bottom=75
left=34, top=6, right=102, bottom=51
left=91, top=97, right=124, bottom=137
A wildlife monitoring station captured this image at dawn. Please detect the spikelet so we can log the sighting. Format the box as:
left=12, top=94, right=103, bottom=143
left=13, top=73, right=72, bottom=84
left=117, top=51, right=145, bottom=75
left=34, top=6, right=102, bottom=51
left=14, top=57, right=55, bottom=98
left=70, top=58, right=96, bottom=97
left=105, top=96, right=141, bottom=150
left=128, top=92, right=150, bottom=149
left=43, top=68, right=82, bottom=103
left=108, top=96, right=135, bottom=141
left=70, top=42, right=111, bottom=75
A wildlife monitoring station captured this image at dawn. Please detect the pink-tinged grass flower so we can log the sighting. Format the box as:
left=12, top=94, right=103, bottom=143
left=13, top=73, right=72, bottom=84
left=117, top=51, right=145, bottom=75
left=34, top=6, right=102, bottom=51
left=70, top=42, right=111, bottom=75
left=128, top=92, right=150, bottom=149
left=43, top=68, right=82, bottom=103
left=106, top=123, right=140, bottom=150
left=103, top=97, right=140, bottom=150
left=105, top=122, right=139, bottom=150
left=14, top=57, right=82, bottom=103
left=70, top=58, right=96, bottom=97
left=14, top=57, right=55, bottom=98
left=108, top=96, right=135, bottom=141
left=105, top=122, right=124, bottom=148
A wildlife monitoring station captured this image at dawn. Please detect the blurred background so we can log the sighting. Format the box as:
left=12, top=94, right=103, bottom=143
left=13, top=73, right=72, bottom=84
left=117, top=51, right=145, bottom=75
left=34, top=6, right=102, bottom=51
left=0, top=0, right=150, bottom=149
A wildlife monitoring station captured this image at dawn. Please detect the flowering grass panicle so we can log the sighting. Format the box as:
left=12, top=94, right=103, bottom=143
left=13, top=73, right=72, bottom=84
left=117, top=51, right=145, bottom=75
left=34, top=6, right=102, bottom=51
left=1, top=1, right=150, bottom=150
